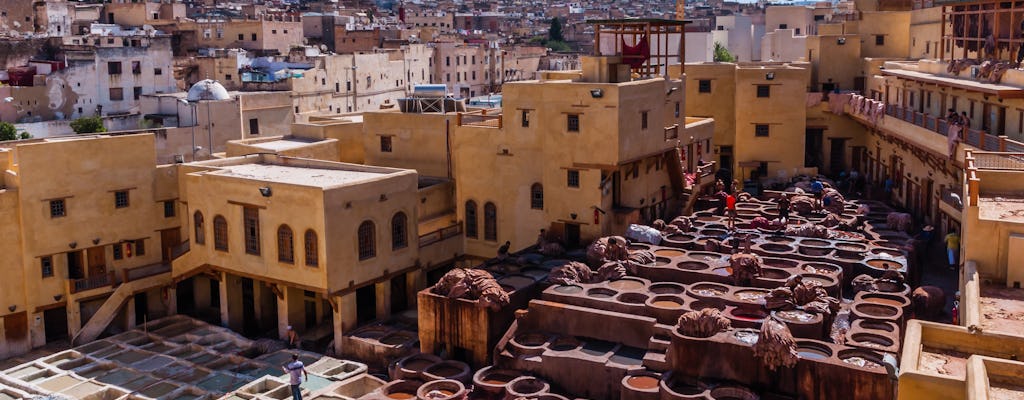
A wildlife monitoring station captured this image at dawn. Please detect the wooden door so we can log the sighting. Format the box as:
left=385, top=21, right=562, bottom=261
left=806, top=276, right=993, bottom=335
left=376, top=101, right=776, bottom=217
left=4, top=312, right=28, bottom=343
left=86, top=246, right=106, bottom=277
left=160, top=228, right=181, bottom=262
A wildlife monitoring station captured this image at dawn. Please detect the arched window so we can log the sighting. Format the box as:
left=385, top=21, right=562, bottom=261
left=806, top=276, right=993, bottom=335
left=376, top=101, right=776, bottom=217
left=277, top=225, right=294, bottom=263
left=213, top=215, right=228, bottom=251
left=530, top=183, right=544, bottom=210
left=391, top=212, right=408, bottom=250
left=194, top=211, right=205, bottom=244
left=358, top=221, right=376, bottom=260
left=484, top=202, right=497, bottom=241
left=465, top=200, right=478, bottom=239
left=304, top=230, right=318, bottom=267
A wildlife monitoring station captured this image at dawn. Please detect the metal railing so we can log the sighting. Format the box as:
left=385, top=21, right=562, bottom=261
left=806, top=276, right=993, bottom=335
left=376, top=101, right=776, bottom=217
left=122, top=262, right=171, bottom=283
left=419, top=223, right=463, bottom=248
left=884, top=105, right=1024, bottom=152
left=70, top=272, right=117, bottom=294
left=970, top=151, right=1024, bottom=171
left=456, top=109, right=503, bottom=128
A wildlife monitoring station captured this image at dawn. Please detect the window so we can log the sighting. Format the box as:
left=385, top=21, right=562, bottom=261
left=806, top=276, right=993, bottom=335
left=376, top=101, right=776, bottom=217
left=238, top=33, right=244, bottom=40
left=225, top=74, right=232, bottom=81
left=465, top=200, right=478, bottom=239
left=251, top=33, right=257, bottom=41
left=249, top=118, right=260, bottom=135
left=698, top=80, right=711, bottom=93
left=109, top=88, right=124, bottom=101
left=114, top=244, right=123, bottom=260
left=358, top=221, right=376, bottom=260
left=756, top=85, right=770, bottom=98
left=472, top=71, right=476, bottom=80
left=641, top=111, right=648, bottom=130
left=133, top=87, right=142, bottom=101
left=304, top=230, right=318, bottom=267
left=114, top=191, right=129, bottom=208
left=875, top=35, right=885, bottom=46
left=272, top=29, right=277, bottom=34
left=779, top=24, right=788, bottom=29
left=131, top=61, right=141, bottom=74
left=214, top=215, right=228, bottom=251
left=567, top=170, right=580, bottom=188
left=675, top=102, right=680, bottom=118
left=278, top=225, right=294, bottom=263
left=446, top=56, right=450, bottom=66
left=795, top=28, right=801, bottom=35
left=135, top=239, right=145, bottom=256
left=530, top=183, right=543, bottom=210
left=108, top=61, right=122, bottom=75
left=567, top=114, right=580, bottom=132
left=484, top=202, right=497, bottom=241
left=154, top=68, right=162, bottom=75
left=755, top=124, right=770, bottom=137
left=41, top=257, right=53, bottom=278
left=380, top=136, right=393, bottom=152
left=521, top=110, right=530, bottom=127
left=472, top=55, right=476, bottom=64
left=50, top=199, right=66, bottom=218
left=391, top=212, right=408, bottom=250
left=194, top=212, right=205, bottom=244
left=243, top=207, right=260, bottom=255
left=163, top=200, right=175, bottom=217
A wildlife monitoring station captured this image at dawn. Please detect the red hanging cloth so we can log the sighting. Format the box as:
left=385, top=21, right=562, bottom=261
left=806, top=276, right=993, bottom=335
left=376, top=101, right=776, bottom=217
left=621, top=35, right=650, bottom=69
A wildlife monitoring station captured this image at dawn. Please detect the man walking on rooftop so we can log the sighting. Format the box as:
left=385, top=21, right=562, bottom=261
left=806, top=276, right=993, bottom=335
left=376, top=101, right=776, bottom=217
left=283, top=354, right=308, bottom=400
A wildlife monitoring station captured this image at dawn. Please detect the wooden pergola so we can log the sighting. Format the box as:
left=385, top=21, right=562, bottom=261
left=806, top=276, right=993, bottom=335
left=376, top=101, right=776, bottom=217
left=940, top=0, right=1024, bottom=63
left=587, top=19, right=689, bottom=78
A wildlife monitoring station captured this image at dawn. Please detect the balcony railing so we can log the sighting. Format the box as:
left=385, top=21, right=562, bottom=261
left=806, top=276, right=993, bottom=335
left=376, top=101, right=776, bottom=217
left=884, top=105, right=1024, bottom=153
left=419, top=222, right=463, bottom=248
left=970, top=151, right=1024, bottom=171
left=122, top=262, right=171, bottom=283
left=70, top=272, right=117, bottom=294
left=456, top=109, right=503, bottom=128
left=170, top=240, right=190, bottom=260
left=664, top=124, right=679, bottom=140
left=940, top=187, right=964, bottom=211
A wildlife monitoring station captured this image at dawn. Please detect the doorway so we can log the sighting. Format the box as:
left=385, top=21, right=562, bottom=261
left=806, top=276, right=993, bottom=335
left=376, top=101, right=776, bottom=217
left=356, top=285, right=377, bottom=324
left=719, top=146, right=734, bottom=173
left=134, top=293, right=148, bottom=326
left=241, top=278, right=258, bottom=337
left=565, top=223, right=581, bottom=249
left=43, top=307, right=68, bottom=343
left=391, top=275, right=409, bottom=313
left=829, top=138, right=847, bottom=175
left=804, top=129, right=824, bottom=170
left=176, top=278, right=196, bottom=317
left=160, top=228, right=181, bottom=262
left=87, top=247, right=106, bottom=278
left=304, top=297, right=317, bottom=329
left=67, top=251, right=84, bottom=280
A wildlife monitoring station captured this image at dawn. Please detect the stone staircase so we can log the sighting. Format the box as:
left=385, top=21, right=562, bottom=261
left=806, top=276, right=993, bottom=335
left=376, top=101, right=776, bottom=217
left=71, top=271, right=172, bottom=345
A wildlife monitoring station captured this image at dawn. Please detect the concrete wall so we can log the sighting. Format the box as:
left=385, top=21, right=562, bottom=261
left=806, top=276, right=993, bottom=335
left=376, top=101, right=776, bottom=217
left=859, top=11, right=912, bottom=59
left=362, top=110, right=454, bottom=178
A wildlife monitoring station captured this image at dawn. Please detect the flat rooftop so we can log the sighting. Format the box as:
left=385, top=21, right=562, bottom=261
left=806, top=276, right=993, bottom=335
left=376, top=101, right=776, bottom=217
left=247, top=137, right=324, bottom=152
left=977, top=194, right=1024, bottom=223
left=211, top=163, right=391, bottom=188
left=980, top=284, right=1024, bottom=335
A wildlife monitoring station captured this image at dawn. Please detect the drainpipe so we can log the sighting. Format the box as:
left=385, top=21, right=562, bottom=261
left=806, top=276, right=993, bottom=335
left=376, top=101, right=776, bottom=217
left=445, top=118, right=452, bottom=179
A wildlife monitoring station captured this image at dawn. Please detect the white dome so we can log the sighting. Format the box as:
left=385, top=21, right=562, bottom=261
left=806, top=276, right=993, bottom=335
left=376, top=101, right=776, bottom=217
left=186, top=79, right=230, bottom=102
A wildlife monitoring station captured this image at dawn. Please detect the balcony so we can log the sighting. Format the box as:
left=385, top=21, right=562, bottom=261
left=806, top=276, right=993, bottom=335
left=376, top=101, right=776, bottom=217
left=456, top=109, right=502, bottom=128
left=418, top=221, right=463, bottom=266
left=882, top=105, right=1024, bottom=153
left=664, top=124, right=679, bottom=140
left=69, top=272, right=118, bottom=295
left=122, top=262, right=172, bottom=283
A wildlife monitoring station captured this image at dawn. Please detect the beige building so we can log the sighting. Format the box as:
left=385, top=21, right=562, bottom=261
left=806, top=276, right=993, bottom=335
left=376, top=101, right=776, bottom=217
left=179, top=18, right=305, bottom=55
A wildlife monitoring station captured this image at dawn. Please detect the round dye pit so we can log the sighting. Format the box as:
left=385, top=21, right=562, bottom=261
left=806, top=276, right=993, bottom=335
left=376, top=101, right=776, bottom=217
left=836, top=242, right=867, bottom=251
left=760, top=268, right=791, bottom=280
left=801, top=239, right=831, bottom=247
left=866, top=259, right=902, bottom=270
left=799, top=246, right=833, bottom=256
left=849, top=333, right=894, bottom=349
left=710, top=385, right=758, bottom=400
left=616, top=292, right=649, bottom=305
left=803, top=263, right=840, bottom=276
left=838, top=349, right=884, bottom=369
left=854, top=303, right=899, bottom=318
left=649, top=283, right=685, bottom=295
left=607, top=279, right=646, bottom=291
left=859, top=294, right=908, bottom=309
left=734, top=289, right=769, bottom=302
left=763, top=258, right=799, bottom=269
left=766, top=236, right=796, bottom=243
left=549, top=336, right=581, bottom=351
left=665, top=234, right=695, bottom=242
left=689, top=301, right=724, bottom=312
left=802, top=274, right=835, bottom=287
left=702, top=229, right=728, bottom=237
left=654, top=249, right=686, bottom=258
left=587, top=288, right=618, bottom=299
left=774, top=310, right=816, bottom=322
left=380, top=333, right=414, bottom=346
left=729, top=309, right=767, bottom=322
left=648, top=295, right=685, bottom=309
left=796, top=342, right=833, bottom=360
left=654, top=257, right=671, bottom=266
left=871, top=248, right=903, bottom=258
left=857, top=320, right=897, bottom=332
left=690, top=284, right=728, bottom=298
left=711, top=266, right=734, bottom=277
left=687, top=252, right=724, bottom=262
left=628, top=244, right=651, bottom=252
left=677, top=261, right=709, bottom=271
left=507, top=377, right=549, bottom=397
left=625, top=375, right=660, bottom=390
left=424, top=362, right=469, bottom=380
left=513, top=333, right=548, bottom=347
left=759, top=243, right=794, bottom=252
left=552, top=285, right=583, bottom=294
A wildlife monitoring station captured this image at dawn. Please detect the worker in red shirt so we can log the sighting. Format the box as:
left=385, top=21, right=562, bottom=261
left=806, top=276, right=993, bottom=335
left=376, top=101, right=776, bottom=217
left=726, top=193, right=737, bottom=231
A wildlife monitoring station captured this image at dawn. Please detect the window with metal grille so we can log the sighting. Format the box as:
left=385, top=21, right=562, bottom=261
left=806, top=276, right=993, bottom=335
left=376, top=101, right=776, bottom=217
left=567, top=170, right=580, bottom=188
left=380, top=136, right=392, bottom=152
left=108, top=61, right=122, bottom=75
left=358, top=221, right=375, bottom=260
left=194, top=211, right=205, bottom=244
left=756, top=85, right=770, bottom=98
left=115, top=191, right=129, bottom=208
left=755, top=124, right=770, bottom=137
left=278, top=225, right=294, bottom=263
left=50, top=199, right=66, bottom=218
left=41, top=256, right=53, bottom=278
left=304, top=230, right=318, bottom=267
left=484, top=202, right=497, bottom=241
left=214, top=215, right=228, bottom=251
left=244, top=207, right=260, bottom=255
left=465, top=201, right=478, bottom=238
left=698, top=80, right=711, bottom=93
left=530, top=183, right=543, bottom=210
left=641, top=112, right=648, bottom=130
left=164, top=200, right=175, bottom=217
left=875, top=35, right=885, bottom=46
left=567, top=114, right=580, bottom=132
left=521, top=110, right=529, bottom=127
left=391, top=212, right=408, bottom=250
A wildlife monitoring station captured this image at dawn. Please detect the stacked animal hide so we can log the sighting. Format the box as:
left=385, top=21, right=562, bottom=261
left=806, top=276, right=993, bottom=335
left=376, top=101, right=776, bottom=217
left=676, top=308, right=732, bottom=338
left=431, top=268, right=511, bottom=311
left=753, top=319, right=799, bottom=371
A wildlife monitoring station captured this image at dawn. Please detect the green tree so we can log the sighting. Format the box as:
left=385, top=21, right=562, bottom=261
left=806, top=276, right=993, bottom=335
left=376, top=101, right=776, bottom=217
left=0, top=122, right=16, bottom=141
left=547, top=41, right=571, bottom=52
left=713, top=42, right=737, bottom=62
left=70, top=116, right=107, bottom=134
left=549, top=17, right=564, bottom=42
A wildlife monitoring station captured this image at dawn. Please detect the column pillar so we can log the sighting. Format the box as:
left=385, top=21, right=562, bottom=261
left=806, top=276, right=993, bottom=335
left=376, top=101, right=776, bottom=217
left=125, top=296, right=136, bottom=330
left=332, top=295, right=344, bottom=356
left=335, top=292, right=358, bottom=356
left=406, top=270, right=426, bottom=308
left=166, top=285, right=177, bottom=315
left=219, top=272, right=229, bottom=327
left=67, top=301, right=82, bottom=340
left=375, top=281, right=391, bottom=320
left=277, top=286, right=290, bottom=340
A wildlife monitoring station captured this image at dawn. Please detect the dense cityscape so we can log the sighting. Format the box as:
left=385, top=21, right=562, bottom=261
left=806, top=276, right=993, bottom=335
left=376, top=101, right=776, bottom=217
left=0, top=0, right=1023, bottom=399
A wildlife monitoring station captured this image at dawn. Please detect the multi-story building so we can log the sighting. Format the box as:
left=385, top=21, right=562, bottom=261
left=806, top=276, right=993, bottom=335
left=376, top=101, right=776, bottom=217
left=431, top=41, right=501, bottom=97
left=179, top=17, right=305, bottom=56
